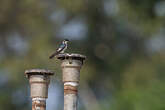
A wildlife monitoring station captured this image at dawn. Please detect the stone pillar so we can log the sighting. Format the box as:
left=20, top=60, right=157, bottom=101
left=25, top=69, right=54, bottom=110
left=57, top=53, right=86, bottom=110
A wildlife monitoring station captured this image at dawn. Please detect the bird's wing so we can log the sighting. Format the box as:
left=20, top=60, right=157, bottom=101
left=49, top=44, right=66, bottom=59
left=56, top=44, right=66, bottom=52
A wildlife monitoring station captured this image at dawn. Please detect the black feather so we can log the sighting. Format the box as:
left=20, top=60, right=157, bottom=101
left=49, top=51, right=60, bottom=59
left=49, top=44, right=66, bottom=59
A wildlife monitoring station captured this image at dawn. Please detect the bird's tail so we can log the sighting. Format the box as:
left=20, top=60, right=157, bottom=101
left=49, top=51, right=60, bottom=59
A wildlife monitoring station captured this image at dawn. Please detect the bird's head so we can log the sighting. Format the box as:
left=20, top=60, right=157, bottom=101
left=63, top=39, right=69, bottom=44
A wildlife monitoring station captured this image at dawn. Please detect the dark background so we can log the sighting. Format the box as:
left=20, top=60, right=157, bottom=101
left=0, top=0, right=165, bottom=110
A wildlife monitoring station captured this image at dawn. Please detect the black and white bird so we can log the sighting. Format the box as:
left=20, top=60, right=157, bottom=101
left=49, top=39, right=69, bottom=59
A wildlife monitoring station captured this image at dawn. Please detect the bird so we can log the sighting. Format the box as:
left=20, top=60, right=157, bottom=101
left=49, top=39, right=69, bottom=59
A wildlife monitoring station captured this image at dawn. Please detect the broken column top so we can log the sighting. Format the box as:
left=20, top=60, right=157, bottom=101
left=56, top=53, right=86, bottom=61
left=25, top=69, right=54, bottom=78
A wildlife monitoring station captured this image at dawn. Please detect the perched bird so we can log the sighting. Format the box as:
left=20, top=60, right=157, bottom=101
left=49, top=39, right=69, bottom=59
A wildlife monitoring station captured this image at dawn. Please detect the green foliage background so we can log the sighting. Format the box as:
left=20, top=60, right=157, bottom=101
left=0, top=0, right=165, bottom=110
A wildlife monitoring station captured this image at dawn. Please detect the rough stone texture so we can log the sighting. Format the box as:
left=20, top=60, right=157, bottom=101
left=32, top=99, right=46, bottom=110
left=62, top=59, right=82, bottom=82
left=57, top=53, right=86, bottom=61
left=25, top=69, right=54, bottom=78
left=64, top=94, right=77, bottom=110
left=58, top=53, right=86, bottom=110
left=25, top=69, right=54, bottom=110
left=30, top=75, right=50, bottom=98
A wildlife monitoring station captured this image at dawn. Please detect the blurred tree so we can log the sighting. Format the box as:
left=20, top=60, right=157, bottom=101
left=0, top=0, right=165, bottom=110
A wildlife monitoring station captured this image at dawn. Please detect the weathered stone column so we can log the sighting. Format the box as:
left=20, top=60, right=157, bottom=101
left=57, top=53, right=86, bottom=110
left=25, top=69, right=54, bottom=110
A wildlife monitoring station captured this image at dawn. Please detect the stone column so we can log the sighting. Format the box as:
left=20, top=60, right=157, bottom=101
left=25, top=69, right=54, bottom=110
left=57, top=53, right=86, bottom=110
